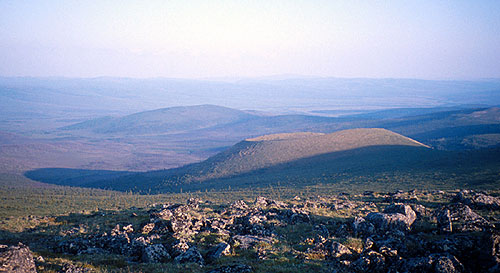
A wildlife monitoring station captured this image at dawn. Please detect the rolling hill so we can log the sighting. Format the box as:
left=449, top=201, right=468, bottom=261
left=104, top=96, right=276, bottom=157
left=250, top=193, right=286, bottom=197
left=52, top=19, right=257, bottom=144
left=61, top=104, right=257, bottom=135
left=175, top=128, right=429, bottom=182
left=28, top=128, right=456, bottom=192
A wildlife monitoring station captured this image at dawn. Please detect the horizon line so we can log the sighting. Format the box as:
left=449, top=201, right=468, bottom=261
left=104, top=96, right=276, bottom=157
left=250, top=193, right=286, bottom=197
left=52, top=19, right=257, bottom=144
left=1, top=74, right=500, bottom=82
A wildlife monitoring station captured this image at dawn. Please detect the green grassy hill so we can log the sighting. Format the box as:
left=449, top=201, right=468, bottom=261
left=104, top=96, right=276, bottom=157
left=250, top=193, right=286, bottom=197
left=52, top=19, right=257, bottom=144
left=180, top=128, right=428, bottom=182
left=29, top=128, right=445, bottom=191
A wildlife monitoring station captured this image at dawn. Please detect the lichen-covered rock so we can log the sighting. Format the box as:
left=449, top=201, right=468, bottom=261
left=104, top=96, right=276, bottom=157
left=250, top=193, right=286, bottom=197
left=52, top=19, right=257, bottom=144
left=61, top=263, right=93, bottom=273
left=171, top=240, right=190, bottom=257
left=446, top=203, right=494, bottom=232
left=142, top=244, right=170, bottom=263
left=174, top=246, right=204, bottom=265
left=329, top=241, right=352, bottom=258
left=208, top=242, right=231, bottom=260
left=353, top=217, right=375, bottom=236
left=141, top=223, right=155, bottom=234
left=398, top=253, right=464, bottom=273
left=230, top=200, right=248, bottom=211
left=365, top=204, right=416, bottom=232
left=351, top=250, right=386, bottom=273
left=0, top=243, right=36, bottom=273
left=455, top=191, right=500, bottom=210
left=432, top=254, right=464, bottom=273
left=232, top=235, right=272, bottom=250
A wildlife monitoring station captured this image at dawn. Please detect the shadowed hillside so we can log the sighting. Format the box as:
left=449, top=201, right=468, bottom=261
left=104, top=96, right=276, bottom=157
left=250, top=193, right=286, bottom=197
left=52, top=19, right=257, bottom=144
left=61, top=104, right=256, bottom=135
left=183, top=128, right=429, bottom=182
left=26, top=128, right=444, bottom=192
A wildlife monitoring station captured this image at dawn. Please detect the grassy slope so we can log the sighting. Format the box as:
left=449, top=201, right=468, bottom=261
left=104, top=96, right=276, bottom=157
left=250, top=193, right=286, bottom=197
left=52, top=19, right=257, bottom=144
left=140, top=145, right=500, bottom=193
left=67, top=129, right=497, bottom=193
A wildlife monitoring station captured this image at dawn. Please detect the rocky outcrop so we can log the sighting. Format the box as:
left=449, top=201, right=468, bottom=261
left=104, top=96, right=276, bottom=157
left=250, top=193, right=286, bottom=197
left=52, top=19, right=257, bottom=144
left=0, top=243, right=36, bottom=273
left=455, top=191, right=500, bottom=210
left=17, top=191, right=500, bottom=272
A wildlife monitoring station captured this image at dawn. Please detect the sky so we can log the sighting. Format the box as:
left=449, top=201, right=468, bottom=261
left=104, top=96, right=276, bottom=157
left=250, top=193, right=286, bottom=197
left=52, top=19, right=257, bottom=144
left=0, top=0, right=499, bottom=79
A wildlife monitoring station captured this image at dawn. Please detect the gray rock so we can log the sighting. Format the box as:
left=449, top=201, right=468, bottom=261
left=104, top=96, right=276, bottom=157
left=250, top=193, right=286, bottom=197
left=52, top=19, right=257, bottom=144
left=230, top=200, right=248, bottom=211
left=399, top=256, right=433, bottom=272
left=353, top=217, right=375, bottom=236
left=0, top=243, right=36, bottom=273
left=437, top=209, right=453, bottom=233
left=61, top=263, right=93, bottom=273
left=208, top=242, right=231, bottom=259
left=329, top=241, right=352, bottom=258
left=232, top=235, right=272, bottom=250
left=174, top=246, right=204, bottom=265
left=455, top=191, right=500, bottom=210
left=432, top=254, right=464, bottom=273
left=351, top=250, right=386, bottom=273
left=171, top=240, right=190, bottom=257
left=142, top=244, right=171, bottom=263
left=447, top=203, right=494, bottom=232
left=364, top=204, right=417, bottom=232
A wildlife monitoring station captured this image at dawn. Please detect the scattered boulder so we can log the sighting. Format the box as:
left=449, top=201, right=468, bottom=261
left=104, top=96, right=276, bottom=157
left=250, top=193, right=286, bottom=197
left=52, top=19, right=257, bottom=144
left=142, top=244, right=171, bottom=263
left=232, top=235, right=272, bottom=250
left=446, top=203, right=494, bottom=232
left=207, top=242, right=231, bottom=260
left=174, top=246, right=204, bottom=265
left=0, top=243, right=36, bottom=273
left=230, top=200, right=248, bottom=211
left=364, top=204, right=416, bottom=232
left=61, top=263, right=93, bottom=273
left=353, top=216, right=375, bottom=236
left=329, top=241, right=352, bottom=258
left=399, top=256, right=433, bottom=272
left=171, top=240, right=190, bottom=257
left=455, top=191, right=500, bottom=210
left=141, top=223, right=155, bottom=234
left=432, top=254, right=464, bottom=273
left=351, top=250, right=386, bottom=273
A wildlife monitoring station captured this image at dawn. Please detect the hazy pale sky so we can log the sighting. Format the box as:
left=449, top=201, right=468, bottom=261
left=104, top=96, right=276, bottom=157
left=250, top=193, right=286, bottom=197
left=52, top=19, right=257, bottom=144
left=1, top=0, right=499, bottom=79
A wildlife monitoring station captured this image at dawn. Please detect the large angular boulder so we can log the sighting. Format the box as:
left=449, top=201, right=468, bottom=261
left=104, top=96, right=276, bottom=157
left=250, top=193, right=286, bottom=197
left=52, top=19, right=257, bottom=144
left=0, top=243, right=36, bottom=273
left=446, top=203, right=494, bottom=232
